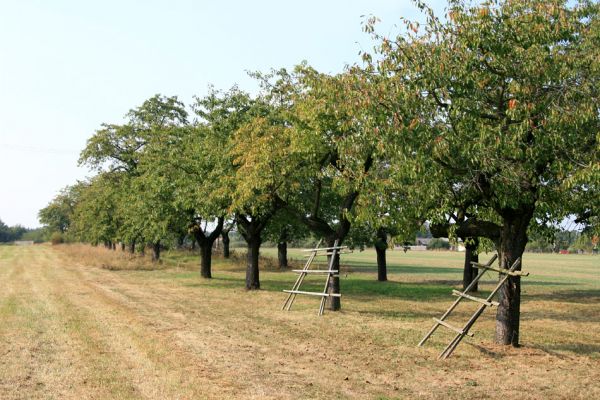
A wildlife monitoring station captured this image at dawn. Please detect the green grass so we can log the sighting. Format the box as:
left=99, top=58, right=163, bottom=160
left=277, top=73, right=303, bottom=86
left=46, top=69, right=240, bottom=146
left=164, top=247, right=600, bottom=296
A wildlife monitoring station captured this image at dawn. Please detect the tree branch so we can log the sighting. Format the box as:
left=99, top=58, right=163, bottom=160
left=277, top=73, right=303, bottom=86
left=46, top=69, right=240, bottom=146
left=430, top=219, right=501, bottom=242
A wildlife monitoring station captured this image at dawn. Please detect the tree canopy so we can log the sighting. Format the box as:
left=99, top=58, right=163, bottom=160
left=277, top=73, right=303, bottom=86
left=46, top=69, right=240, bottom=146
left=366, top=0, right=599, bottom=344
left=38, top=0, right=598, bottom=348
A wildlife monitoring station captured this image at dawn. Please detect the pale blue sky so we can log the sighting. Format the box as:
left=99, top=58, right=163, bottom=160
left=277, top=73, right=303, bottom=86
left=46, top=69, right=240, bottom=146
left=0, top=0, right=446, bottom=227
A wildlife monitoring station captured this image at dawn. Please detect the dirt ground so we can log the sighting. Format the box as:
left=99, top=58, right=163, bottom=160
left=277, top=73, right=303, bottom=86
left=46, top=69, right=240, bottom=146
left=0, top=244, right=598, bottom=399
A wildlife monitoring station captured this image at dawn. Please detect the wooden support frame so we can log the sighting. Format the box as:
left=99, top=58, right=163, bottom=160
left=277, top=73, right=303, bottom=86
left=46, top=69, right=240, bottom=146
left=300, top=246, right=348, bottom=252
left=471, top=261, right=529, bottom=277
left=281, top=239, right=322, bottom=312
left=418, top=254, right=528, bottom=359
left=418, top=254, right=497, bottom=347
left=282, top=239, right=350, bottom=315
left=302, top=251, right=353, bottom=257
left=451, top=290, right=499, bottom=307
left=283, top=290, right=341, bottom=297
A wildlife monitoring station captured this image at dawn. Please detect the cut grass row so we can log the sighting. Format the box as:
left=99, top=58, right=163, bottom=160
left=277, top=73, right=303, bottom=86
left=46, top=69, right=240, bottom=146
left=2, top=244, right=596, bottom=399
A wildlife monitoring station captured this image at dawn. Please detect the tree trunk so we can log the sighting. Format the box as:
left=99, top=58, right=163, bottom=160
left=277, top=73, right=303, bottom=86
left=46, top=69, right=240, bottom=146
left=325, top=238, right=341, bottom=310
left=375, top=228, right=388, bottom=282
left=277, top=241, right=288, bottom=269
left=222, top=231, right=230, bottom=258
left=128, top=241, right=136, bottom=254
left=200, top=243, right=212, bottom=278
left=192, top=217, right=224, bottom=279
left=152, top=241, right=161, bottom=262
left=463, top=238, right=479, bottom=292
left=112, top=242, right=116, bottom=251
left=246, top=236, right=261, bottom=290
left=177, top=234, right=185, bottom=249
left=495, top=211, right=532, bottom=346
left=236, top=214, right=275, bottom=291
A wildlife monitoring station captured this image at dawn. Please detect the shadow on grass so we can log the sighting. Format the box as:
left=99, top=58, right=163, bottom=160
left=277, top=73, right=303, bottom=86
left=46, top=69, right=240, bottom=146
left=355, top=309, right=437, bottom=320
left=340, top=264, right=463, bottom=275
left=466, top=342, right=599, bottom=359
left=101, top=262, right=169, bottom=271
left=465, top=343, right=506, bottom=359
left=338, top=279, right=451, bottom=301
left=526, top=289, right=600, bottom=304
left=177, top=273, right=455, bottom=302
left=530, top=343, right=600, bottom=357
left=522, top=280, right=580, bottom=287
left=522, top=308, right=600, bottom=323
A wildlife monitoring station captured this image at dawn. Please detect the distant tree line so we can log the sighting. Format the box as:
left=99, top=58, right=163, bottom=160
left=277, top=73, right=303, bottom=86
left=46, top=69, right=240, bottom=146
left=39, top=0, right=599, bottom=348
left=527, top=230, right=598, bottom=253
left=0, top=219, right=46, bottom=243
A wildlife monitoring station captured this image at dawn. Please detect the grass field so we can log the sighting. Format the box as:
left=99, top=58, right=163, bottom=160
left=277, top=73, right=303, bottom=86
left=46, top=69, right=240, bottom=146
left=0, top=244, right=598, bottom=399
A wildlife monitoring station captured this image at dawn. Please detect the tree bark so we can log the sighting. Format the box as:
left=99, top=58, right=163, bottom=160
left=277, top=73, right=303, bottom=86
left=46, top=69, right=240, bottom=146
left=199, top=243, right=212, bottom=278
left=375, top=227, right=388, bottom=282
left=495, top=209, right=533, bottom=346
left=463, top=238, right=479, bottom=292
left=128, top=241, right=136, bottom=254
left=277, top=241, right=288, bottom=269
left=246, top=236, right=261, bottom=289
left=120, top=242, right=125, bottom=252
left=192, top=217, right=224, bottom=279
left=222, top=230, right=230, bottom=258
left=152, top=241, right=161, bottom=262
left=236, top=213, right=276, bottom=290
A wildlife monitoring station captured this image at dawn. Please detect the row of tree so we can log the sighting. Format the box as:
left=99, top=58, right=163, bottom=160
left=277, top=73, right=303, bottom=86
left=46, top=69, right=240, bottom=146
left=527, top=229, right=599, bottom=253
left=0, top=218, right=48, bottom=243
left=0, top=219, right=30, bottom=243
left=39, top=0, right=599, bottom=347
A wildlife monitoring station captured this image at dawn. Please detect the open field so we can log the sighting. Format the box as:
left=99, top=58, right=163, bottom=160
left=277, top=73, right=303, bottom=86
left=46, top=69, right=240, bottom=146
left=0, top=244, right=599, bottom=399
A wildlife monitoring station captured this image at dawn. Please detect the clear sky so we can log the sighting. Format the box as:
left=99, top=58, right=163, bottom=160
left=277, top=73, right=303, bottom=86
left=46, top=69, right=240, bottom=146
left=0, top=0, right=446, bottom=228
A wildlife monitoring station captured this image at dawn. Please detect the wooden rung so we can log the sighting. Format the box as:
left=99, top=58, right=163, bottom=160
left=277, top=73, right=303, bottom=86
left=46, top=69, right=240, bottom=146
left=304, top=251, right=353, bottom=257
left=471, top=262, right=529, bottom=276
left=283, top=290, right=341, bottom=297
left=301, top=246, right=348, bottom=252
left=452, top=290, right=499, bottom=307
left=292, top=269, right=339, bottom=274
left=433, top=318, right=474, bottom=337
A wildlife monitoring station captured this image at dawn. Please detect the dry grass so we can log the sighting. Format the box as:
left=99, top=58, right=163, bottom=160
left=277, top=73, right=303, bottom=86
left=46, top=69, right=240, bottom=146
left=0, top=244, right=598, bottom=399
left=57, top=243, right=164, bottom=271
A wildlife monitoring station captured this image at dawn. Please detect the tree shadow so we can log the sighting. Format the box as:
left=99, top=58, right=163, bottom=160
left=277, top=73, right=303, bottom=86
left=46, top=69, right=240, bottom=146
left=257, top=278, right=454, bottom=302
left=526, top=289, right=600, bottom=304
left=527, top=343, right=600, bottom=357
left=340, top=264, right=463, bottom=275
left=465, top=343, right=507, bottom=359
left=522, top=308, right=600, bottom=323
left=523, top=280, right=580, bottom=287
left=355, top=309, right=439, bottom=320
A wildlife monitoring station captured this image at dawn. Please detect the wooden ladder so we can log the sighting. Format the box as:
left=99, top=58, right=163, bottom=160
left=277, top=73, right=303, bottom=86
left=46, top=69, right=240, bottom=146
left=282, top=239, right=350, bottom=315
left=418, top=254, right=529, bottom=359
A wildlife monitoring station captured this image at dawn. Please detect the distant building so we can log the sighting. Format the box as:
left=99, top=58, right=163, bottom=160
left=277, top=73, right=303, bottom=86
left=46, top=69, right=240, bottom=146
left=415, top=237, right=433, bottom=246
